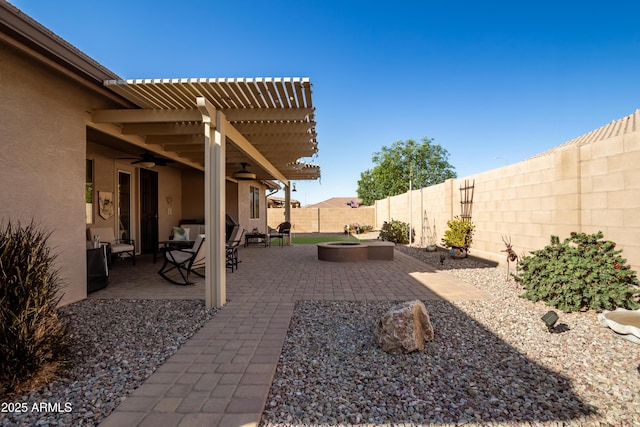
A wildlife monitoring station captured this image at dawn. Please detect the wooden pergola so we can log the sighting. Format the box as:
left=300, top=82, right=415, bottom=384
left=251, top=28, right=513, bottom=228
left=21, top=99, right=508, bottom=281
left=89, top=78, right=320, bottom=308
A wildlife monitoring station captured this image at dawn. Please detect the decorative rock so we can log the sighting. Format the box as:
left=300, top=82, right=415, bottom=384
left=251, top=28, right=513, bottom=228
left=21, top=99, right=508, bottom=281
left=375, top=300, right=434, bottom=353
left=598, top=308, right=640, bottom=344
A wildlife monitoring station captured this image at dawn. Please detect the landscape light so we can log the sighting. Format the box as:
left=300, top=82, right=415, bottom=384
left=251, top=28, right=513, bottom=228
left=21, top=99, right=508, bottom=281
left=541, top=311, right=559, bottom=332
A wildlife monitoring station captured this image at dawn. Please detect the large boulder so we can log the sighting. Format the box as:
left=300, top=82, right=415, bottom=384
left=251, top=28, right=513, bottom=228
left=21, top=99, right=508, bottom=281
left=376, top=300, right=434, bottom=354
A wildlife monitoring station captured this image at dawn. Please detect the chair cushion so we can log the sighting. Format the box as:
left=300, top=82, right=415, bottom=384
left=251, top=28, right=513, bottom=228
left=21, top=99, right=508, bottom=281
left=87, top=227, right=117, bottom=244
left=111, top=243, right=135, bottom=254
left=166, top=250, right=193, bottom=264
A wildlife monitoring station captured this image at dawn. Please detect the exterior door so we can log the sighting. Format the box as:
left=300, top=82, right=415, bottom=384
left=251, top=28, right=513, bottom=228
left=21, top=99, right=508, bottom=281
left=118, top=171, right=132, bottom=241
left=140, top=169, right=159, bottom=254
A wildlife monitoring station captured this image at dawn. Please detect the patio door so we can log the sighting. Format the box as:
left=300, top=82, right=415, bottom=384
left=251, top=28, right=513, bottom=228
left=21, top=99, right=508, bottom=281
left=118, top=171, right=132, bottom=241
left=140, top=168, right=158, bottom=254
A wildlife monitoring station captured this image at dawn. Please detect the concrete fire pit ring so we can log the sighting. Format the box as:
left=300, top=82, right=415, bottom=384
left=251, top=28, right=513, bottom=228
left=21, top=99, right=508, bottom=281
left=317, top=241, right=395, bottom=262
left=317, top=242, right=368, bottom=262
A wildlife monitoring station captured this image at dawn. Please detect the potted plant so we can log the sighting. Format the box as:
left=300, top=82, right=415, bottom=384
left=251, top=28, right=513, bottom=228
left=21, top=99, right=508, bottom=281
left=441, top=216, right=475, bottom=258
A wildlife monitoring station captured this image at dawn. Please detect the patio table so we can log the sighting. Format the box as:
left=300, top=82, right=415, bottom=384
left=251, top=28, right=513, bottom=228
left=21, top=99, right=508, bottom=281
left=245, top=233, right=267, bottom=247
left=153, top=240, right=195, bottom=263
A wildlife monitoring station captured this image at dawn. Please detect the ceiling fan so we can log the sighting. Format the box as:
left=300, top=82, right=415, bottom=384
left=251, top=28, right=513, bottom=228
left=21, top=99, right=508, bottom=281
left=118, top=152, right=175, bottom=168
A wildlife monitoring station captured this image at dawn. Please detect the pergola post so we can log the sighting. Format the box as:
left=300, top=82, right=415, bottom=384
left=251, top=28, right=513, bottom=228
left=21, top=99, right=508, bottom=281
left=284, top=184, right=291, bottom=245
left=284, top=184, right=291, bottom=222
left=199, top=98, right=226, bottom=309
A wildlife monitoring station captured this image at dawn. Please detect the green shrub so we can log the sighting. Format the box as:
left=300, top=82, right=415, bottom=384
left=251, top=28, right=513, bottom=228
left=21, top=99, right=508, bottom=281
left=344, top=223, right=374, bottom=234
left=0, top=221, right=69, bottom=396
left=441, top=216, right=475, bottom=249
left=514, top=231, right=640, bottom=313
left=361, top=224, right=374, bottom=233
left=379, top=219, right=414, bottom=244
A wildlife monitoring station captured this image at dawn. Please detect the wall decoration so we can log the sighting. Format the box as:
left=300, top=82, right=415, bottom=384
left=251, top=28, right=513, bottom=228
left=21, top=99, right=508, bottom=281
left=98, top=191, right=114, bottom=220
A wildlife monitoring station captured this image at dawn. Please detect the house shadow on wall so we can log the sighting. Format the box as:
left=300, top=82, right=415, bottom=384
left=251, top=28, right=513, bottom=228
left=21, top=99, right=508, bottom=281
left=263, top=300, right=597, bottom=425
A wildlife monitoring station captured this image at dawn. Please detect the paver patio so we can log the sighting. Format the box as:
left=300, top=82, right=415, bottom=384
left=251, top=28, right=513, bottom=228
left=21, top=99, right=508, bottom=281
left=94, top=240, right=489, bottom=427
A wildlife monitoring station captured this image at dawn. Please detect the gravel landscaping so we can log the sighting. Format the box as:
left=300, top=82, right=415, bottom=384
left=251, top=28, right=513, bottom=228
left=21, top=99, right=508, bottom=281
left=0, top=299, right=216, bottom=427
left=2, top=245, right=639, bottom=426
left=261, top=245, right=640, bottom=426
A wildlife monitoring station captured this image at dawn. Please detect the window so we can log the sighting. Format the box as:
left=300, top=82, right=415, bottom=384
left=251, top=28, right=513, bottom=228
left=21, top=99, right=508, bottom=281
left=85, top=159, right=94, bottom=224
left=250, top=186, right=260, bottom=219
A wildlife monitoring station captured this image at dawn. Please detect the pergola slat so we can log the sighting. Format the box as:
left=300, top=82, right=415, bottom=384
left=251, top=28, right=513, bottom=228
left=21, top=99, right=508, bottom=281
left=100, top=77, right=320, bottom=181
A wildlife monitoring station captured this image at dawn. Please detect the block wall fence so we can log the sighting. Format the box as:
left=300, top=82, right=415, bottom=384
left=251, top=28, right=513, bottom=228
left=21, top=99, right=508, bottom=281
left=268, top=206, right=375, bottom=234
left=377, top=130, right=640, bottom=272
left=269, top=128, right=640, bottom=273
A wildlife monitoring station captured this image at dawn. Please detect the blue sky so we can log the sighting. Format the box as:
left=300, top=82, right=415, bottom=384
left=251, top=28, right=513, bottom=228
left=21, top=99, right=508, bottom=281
left=10, top=0, right=640, bottom=205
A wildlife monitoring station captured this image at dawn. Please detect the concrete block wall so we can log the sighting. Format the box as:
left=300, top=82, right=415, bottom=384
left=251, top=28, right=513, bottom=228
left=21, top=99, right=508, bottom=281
left=372, top=137, right=640, bottom=272
left=266, top=113, right=640, bottom=272
left=580, top=132, right=640, bottom=270
left=465, top=148, right=581, bottom=266
left=375, top=197, right=390, bottom=227
left=375, top=179, right=455, bottom=248
left=267, top=207, right=375, bottom=233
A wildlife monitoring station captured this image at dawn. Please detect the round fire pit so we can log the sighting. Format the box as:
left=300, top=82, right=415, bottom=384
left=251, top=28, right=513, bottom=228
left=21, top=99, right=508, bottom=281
left=317, top=241, right=368, bottom=262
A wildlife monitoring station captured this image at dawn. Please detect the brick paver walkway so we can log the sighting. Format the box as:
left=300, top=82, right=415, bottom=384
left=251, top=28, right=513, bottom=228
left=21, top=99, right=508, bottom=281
left=95, top=243, right=489, bottom=427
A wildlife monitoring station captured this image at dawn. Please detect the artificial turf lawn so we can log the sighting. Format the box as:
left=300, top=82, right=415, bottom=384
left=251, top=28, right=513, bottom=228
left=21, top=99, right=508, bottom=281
left=290, top=234, right=360, bottom=245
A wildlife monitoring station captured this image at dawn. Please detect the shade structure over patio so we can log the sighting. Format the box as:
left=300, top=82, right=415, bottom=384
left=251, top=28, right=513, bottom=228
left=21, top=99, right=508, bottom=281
left=90, top=78, right=321, bottom=308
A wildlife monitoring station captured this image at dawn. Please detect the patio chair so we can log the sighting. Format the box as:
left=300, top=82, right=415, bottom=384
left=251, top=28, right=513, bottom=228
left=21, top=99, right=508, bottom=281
left=268, top=222, right=291, bottom=246
left=226, top=228, right=245, bottom=272
left=87, top=226, right=135, bottom=265
left=158, top=234, right=205, bottom=285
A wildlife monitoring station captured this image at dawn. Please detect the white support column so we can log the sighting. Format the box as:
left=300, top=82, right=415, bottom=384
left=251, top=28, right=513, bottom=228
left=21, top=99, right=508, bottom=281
left=284, top=184, right=291, bottom=245
left=284, top=184, right=291, bottom=222
left=199, top=98, right=226, bottom=309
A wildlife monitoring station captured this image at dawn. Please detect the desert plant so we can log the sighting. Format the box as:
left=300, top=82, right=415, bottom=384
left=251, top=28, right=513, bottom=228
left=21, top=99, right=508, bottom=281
left=441, top=216, right=475, bottom=249
left=344, top=223, right=374, bottom=234
left=379, top=219, right=414, bottom=244
left=514, top=231, right=640, bottom=313
left=0, top=221, right=69, bottom=396
left=360, top=224, right=374, bottom=233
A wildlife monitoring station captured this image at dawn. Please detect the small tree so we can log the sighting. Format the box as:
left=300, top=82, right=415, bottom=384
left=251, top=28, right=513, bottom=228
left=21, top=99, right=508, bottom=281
left=0, top=221, right=69, bottom=396
left=514, top=231, right=640, bottom=313
left=357, top=137, right=457, bottom=205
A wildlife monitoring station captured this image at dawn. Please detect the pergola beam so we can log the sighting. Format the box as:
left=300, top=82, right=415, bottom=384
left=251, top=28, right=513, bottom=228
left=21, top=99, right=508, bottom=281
left=96, top=108, right=313, bottom=125
left=122, top=122, right=205, bottom=135
left=248, top=133, right=316, bottom=144
left=92, top=108, right=202, bottom=123
left=85, top=117, right=204, bottom=171
left=145, top=134, right=205, bottom=145
left=232, top=121, right=313, bottom=134
left=163, top=144, right=205, bottom=152
left=223, top=107, right=314, bottom=121
left=224, top=122, right=289, bottom=185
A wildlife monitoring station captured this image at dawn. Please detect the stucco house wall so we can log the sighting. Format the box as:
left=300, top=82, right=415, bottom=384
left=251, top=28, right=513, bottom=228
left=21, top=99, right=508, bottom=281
left=1, top=19, right=273, bottom=306
left=1, top=41, right=115, bottom=305
left=235, top=180, right=269, bottom=233
left=180, top=169, right=204, bottom=222
left=157, top=167, right=184, bottom=239
left=85, top=142, right=186, bottom=244
left=179, top=169, right=267, bottom=235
